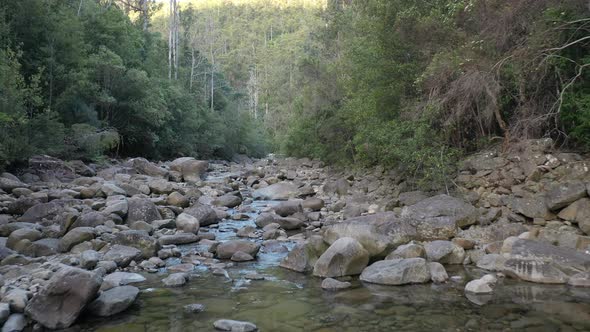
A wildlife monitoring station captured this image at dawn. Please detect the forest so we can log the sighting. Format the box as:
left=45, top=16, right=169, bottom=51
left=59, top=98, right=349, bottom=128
left=1, top=0, right=589, bottom=185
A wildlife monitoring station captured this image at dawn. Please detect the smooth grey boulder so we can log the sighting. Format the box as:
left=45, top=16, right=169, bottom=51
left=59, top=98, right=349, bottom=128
left=402, top=194, right=478, bottom=229
left=429, top=262, right=449, bottom=283
left=102, top=245, right=142, bottom=267
left=321, top=278, right=352, bottom=291
left=175, top=213, right=200, bottom=234
left=101, top=272, right=146, bottom=291
left=25, top=266, right=102, bottom=329
left=2, top=313, right=26, bottom=332
left=280, top=235, right=328, bottom=273
left=424, top=240, right=465, bottom=264
left=313, top=237, right=369, bottom=278
left=71, top=212, right=107, bottom=229
left=212, top=194, right=242, bottom=208
left=255, top=213, right=303, bottom=230
left=385, top=243, right=425, bottom=260
left=360, top=258, right=431, bottom=285
left=158, top=233, right=199, bottom=245
left=252, top=182, right=298, bottom=200
left=465, top=274, right=497, bottom=294
left=170, top=157, right=208, bottom=183
left=216, top=240, right=260, bottom=260
left=111, top=230, right=159, bottom=259
left=59, top=227, right=95, bottom=252
left=184, top=203, right=218, bottom=226
left=273, top=201, right=303, bottom=217
left=162, top=273, right=187, bottom=287
left=87, top=286, right=139, bottom=317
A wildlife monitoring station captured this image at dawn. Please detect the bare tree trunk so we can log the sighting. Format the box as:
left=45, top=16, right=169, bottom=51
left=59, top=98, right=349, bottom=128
left=190, top=47, right=195, bottom=91
left=168, top=0, right=172, bottom=79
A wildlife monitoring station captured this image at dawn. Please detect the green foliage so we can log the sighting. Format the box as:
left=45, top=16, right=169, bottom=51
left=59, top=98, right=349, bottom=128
left=0, top=0, right=267, bottom=168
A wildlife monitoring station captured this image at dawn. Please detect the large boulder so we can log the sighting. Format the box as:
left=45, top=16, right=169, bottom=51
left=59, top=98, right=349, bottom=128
left=360, top=258, right=431, bottom=285
left=71, top=212, right=108, bottom=229
left=212, top=194, right=242, bottom=208
left=255, top=213, right=303, bottom=230
left=25, top=266, right=102, bottom=329
left=424, top=240, right=465, bottom=264
left=313, top=237, right=369, bottom=278
left=183, top=203, right=218, bottom=226
left=19, top=199, right=78, bottom=224
left=323, top=178, right=350, bottom=196
left=252, top=182, right=298, bottom=201
left=322, top=212, right=434, bottom=258
left=509, top=196, right=552, bottom=219
left=501, top=238, right=590, bottom=284
left=111, top=230, right=159, bottom=259
left=59, top=227, right=95, bottom=252
left=0, top=177, right=27, bottom=193
left=127, top=198, right=162, bottom=224
left=545, top=182, right=587, bottom=211
left=26, top=155, right=76, bottom=183
left=557, top=198, right=590, bottom=235
left=401, top=194, right=478, bottom=229
left=129, top=158, right=168, bottom=178
left=102, top=245, right=143, bottom=267
left=170, top=157, right=208, bottom=183
left=175, top=213, right=200, bottom=234
left=216, top=240, right=260, bottom=259
left=280, top=235, right=328, bottom=273
left=6, top=228, right=42, bottom=250
left=87, top=285, right=139, bottom=317
left=273, top=201, right=303, bottom=217
left=158, top=233, right=199, bottom=245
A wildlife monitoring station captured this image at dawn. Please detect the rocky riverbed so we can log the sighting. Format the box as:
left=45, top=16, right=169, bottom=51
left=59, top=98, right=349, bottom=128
left=1, top=139, right=590, bottom=331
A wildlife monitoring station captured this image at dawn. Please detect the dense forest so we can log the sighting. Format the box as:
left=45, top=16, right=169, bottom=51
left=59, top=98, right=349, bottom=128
left=1, top=0, right=589, bottom=186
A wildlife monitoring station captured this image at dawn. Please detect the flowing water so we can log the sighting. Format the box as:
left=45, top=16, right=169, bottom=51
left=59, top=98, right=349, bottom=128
left=78, top=171, right=590, bottom=332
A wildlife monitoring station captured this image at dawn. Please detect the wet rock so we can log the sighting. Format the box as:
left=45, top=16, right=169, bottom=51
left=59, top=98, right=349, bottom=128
left=170, top=157, right=208, bottom=183
left=321, top=278, right=351, bottom=291
left=25, top=266, right=102, bottom=329
left=127, top=197, right=162, bottom=224
left=2, top=313, right=26, bottom=332
left=101, top=272, right=146, bottom=290
left=213, top=319, right=258, bottom=332
left=545, top=182, right=587, bottom=211
left=216, top=240, right=260, bottom=260
left=87, top=285, right=139, bottom=317
left=158, top=233, right=199, bottom=245
left=360, top=258, right=431, bottom=285
left=162, top=273, right=187, bottom=287
left=385, top=243, right=425, bottom=260
left=102, top=245, right=142, bottom=267
left=229, top=251, right=253, bottom=262
left=402, top=194, right=478, bottom=229
left=252, top=182, right=298, bottom=200
left=429, top=262, right=449, bottom=283
left=175, top=213, right=200, bottom=234
left=465, top=274, right=497, bottom=294
left=424, top=240, right=465, bottom=264
left=184, top=203, right=218, bottom=226
left=313, top=237, right=369, bottom=278
left=273, top=201, right=303, bottom=217
left=184, top=303, right=205, bottom=313
left=280, top=235, right=328, bottom=273
left=59, top=227, right=95, bottom=252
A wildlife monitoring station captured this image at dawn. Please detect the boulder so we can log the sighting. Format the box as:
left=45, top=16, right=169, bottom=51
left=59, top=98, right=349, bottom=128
left=101, top=183, right=126, bottom=196
left=129, top=158, right=168, bottom=178
left=127, top=198, right=162, bottom=224
left=3, top=288, right=28, bottom=313
left=6, top=228, right=42, bottom=250
left=2, top=314, right=26, bottom=332
left=162, top=273, right=187, bottom=287
left=280, top=235, right=328, bottom=273
left=170, top=157, right=208, bottom=183
left=102, top=245, right=142, bottom=267
left=212, top=194, right=242, bottom=208
left=175, top=213, right=200, bottom=234
left=302, top=198, right=324, bottom=211
left=27, top=155, right=76, bottom=182
left=401, top=194, right=478, bottom=229
left=255, top=213, right=303, bottom=230
left=465, top=274, right=497, bottom=294
left=313, top=237, right=369, bottom=278
left=25, top=266, right=102, bottom=329
left=501, top=238, right=590, bottom=284
left=59, top=227, right=95, bottom=252
left=424, top=240, right=465, bottom=264
left=167, top=192, right=189, bottom=208
left=321, top=278, right=351, bottom=291
left=20, top=238, right=60, bottom=257
left=360, top=258, right=431, bottom=285
left=71, top=212, right=108, bottom=229
left=509, top=196, right=552, bottom=219
left=385, top=243, right=425, bottom=260
left=216, top=240, right=260, bottom=259
left=252, top=182, right=298, bottom=200
left=101, top=272, right=146, bottom=290
left=0, top=177, right=27, bottom=193
left=19, top=199, right=77, bottom=224
left=184, top=203, right=218, bottom=226
left=213, top=319, right=258, bottom=332
left=429, top=262, right=448, bottom=283
left=80, top=250, right=100, bottom=269
left=273, top=201, right=303, bottom=217
left=231, top=251, right=254, bottom=262
left=323, top=178, right=350, bottom=196
left=103, top=200, right=128, bottom=217
left=87, top=286, right=139, bottom=317
left=111, top=230, right=159, bottom=259
left=158, top=233, right=199, bottom=245
left=545, top=182, right=587, bottom=211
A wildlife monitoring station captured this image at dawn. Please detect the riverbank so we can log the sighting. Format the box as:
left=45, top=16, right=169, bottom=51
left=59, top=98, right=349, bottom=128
left=1, top=138, right=590, bottom=331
